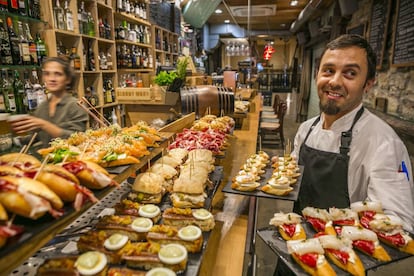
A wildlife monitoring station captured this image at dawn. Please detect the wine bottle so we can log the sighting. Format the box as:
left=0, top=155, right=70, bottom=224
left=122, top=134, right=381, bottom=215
left=25, top=23, right=38, bottom=65
left=64, top=0, right=74, bottom=31
left=13, top=70, right=27, bottom=114
left=54, top=0, right=66, bottom=30
left=35, top=32, right=47, bottom=65
left=24, top=70, right=37, bottom=111
left=0, top=18, right=13, bottom=65
left=6, top=17, right=21, bottom=65
left=17, top=21, right=31, bottom=65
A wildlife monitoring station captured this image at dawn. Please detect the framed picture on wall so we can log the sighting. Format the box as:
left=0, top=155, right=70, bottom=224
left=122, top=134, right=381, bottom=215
left=347, top=23, right=367, bottom=37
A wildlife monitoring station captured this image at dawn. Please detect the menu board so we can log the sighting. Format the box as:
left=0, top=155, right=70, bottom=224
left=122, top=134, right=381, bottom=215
left=368, top=0, right=391, bottom=69
left=392, top=0, right=414, bottom=67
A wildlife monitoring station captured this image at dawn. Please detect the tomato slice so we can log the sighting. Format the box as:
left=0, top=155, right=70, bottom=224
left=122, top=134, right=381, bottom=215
left=296, top=252, right=319, bottom=268
left=327, top=248, right=349, bottom=265
left=353, top=239, right=375, bottom=255
left=281, top=224, right=297, bottom=238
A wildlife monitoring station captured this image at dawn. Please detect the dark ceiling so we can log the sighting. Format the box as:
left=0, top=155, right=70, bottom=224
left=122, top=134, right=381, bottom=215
left=206, top=0, right=310, bottom=36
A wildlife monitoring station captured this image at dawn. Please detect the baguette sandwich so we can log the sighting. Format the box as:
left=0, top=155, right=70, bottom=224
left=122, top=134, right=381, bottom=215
left=368, top=213, right=414, bottom=255
left=318, top=234, right=365, bottom=276
left=340, top=226, right=391, bottom=261
left=287, top=238, right=336, bottom=276
left=269, top=212, right=306, bottom=240
left=302, top=207, right=336, bottom=235
left=0, top=175, right=63, bottom=219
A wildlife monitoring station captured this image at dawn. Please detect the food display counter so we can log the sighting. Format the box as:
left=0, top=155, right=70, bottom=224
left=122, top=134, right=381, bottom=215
left=0, top=104, right=261, bottom=276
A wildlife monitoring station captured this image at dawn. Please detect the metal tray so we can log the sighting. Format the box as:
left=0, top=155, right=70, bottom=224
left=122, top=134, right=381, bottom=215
left=222, top=165, right=303, bottom=201
left=9, top=166, right=224, bottom=276
left=257, top=223, right=414, bottom=275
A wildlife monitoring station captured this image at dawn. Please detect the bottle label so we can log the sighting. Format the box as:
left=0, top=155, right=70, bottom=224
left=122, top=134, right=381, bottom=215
left=66, top=13, right=74, bottom=31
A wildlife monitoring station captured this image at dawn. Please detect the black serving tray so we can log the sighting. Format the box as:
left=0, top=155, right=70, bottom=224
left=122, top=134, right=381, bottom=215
left=222, top=165, right=303, bottom=201
left=257, top=223, right=414, bottom=275
left=12, top=166, right=224, bottom=276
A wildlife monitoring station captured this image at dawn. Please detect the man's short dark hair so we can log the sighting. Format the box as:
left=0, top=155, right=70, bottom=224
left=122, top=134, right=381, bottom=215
left=320, top=34, right=377, bottom=82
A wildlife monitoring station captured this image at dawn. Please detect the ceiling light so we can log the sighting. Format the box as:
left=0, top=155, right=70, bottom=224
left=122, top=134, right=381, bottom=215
left=215, top=9, right=223, bottom=14
left=290, top=0, right=298, bottom=6
left=224, top=19, right=230, bottom=23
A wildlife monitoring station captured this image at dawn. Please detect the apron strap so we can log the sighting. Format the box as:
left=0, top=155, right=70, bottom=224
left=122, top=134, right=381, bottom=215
left=340, top=107, right=365, bottom=155
left=303, top=116, right=321, bottom=144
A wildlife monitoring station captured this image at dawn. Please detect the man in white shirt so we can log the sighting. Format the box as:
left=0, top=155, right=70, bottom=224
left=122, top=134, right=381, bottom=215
left=292, top=34, right=414, bottom=231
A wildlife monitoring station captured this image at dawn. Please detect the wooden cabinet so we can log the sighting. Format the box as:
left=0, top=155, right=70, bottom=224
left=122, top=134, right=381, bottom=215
left=41, top=0, right=119, bottom=126
left=153, top=25, right=179, bottom=69
left=113, top=1, right=153, bottom=88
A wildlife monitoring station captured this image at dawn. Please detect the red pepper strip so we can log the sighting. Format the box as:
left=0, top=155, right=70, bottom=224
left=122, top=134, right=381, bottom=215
left=281, top=224, right=297, bottom=238
left=296, top=252, right=319, bottom=268
left=327, top=248, right=349, bottom=265
left=352, top=239, right=375, bottom=255
left=377, top=232, right=406, bottom=247
left=305, top=217, right=326, bottom=232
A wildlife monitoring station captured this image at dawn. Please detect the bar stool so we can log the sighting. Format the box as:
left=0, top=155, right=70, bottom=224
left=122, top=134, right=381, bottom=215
left=259, top=101, right=287, bottom=148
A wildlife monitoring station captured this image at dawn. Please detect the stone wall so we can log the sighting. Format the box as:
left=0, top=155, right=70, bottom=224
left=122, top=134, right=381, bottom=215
left=347, top=0, right=414, bottom=165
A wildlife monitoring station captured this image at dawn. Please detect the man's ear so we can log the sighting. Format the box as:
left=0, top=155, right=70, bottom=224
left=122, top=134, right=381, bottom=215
left=364, top=78, right=375, bottom=93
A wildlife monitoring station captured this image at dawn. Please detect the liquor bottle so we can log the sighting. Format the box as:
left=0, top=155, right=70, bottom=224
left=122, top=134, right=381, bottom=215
left=104, top=78, right=112, bottom=104
left=106, top=50, right=113, bottom=70
left=87, top=86, right=98, bottom=106
left=104, top=19, right=111, bottom=40
left=32, top=69, right=46, bottom=105
left=77, top=1, right=84, bottom=34
left=18, top=0, right=27, bottom=16
left=64, top=0, right=74, bottom=31
left=29, top=0, right=41, bottom=19
left=6, top=70, right=16, bottom=113
left=87, top=12, right=95, bottom=36
left=54, top=0, right=66, bottom=30
left=35, top=32, right=47, bottom=65
left=80, top=2, right=88, bottom=35
left=87, top=42, right=95, bottom=71
left=69, top=47, right=81, bottom=70
left=8, top=0, right=18, bottom=13
left=99, top=51, right=107, bottom=70
left=98, top=18, right=104, bottom=38
left=6, top=17, right=21, bottom=65
left=13, top=70, right=27, bottom=114
left=25, top=23, right=38, bottom=65
left=24, top=70, right=37, bottom=110
left=0, top=18, right=13, bottom=65
left=116, top=0, right=123, bottom=12
left=155, top=29, right=161, bottom=50
left=17, top=21, right=31, bottom=65
left=0, top=70, right=8, bottom=112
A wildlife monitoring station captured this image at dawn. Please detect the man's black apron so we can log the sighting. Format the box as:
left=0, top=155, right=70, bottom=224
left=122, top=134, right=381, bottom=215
left=293, top=107, right=364, bottom=213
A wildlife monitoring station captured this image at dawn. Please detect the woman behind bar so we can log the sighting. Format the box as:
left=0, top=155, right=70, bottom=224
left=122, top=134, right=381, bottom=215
left=10, top=56, right=88, bottom=149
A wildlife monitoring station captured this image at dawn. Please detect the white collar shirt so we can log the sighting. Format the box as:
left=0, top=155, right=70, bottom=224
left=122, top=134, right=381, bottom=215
left=292, top=104, right=414, bottom=231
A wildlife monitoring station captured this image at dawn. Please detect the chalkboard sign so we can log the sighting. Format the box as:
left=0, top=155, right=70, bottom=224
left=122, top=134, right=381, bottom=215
left=392, top=0, right=414, bottom=67
left=149, top=2, right=172, bottom=31
left=368, top=0, right=391, bottom=69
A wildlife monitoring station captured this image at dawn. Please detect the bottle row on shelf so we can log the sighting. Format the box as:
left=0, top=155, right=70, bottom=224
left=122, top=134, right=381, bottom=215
left=0, top=68, right=47, bottom=114
left=0, top=0, right=41, bottom=19
left=115, top=20, right=151, bottom=45
left=0, top=16, right=47, bottom=66
left=115, top=0, right=147, bottom=20
left=116, top=44, right=153, bottom=69
left=84, top=77, right=115, bottom=107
